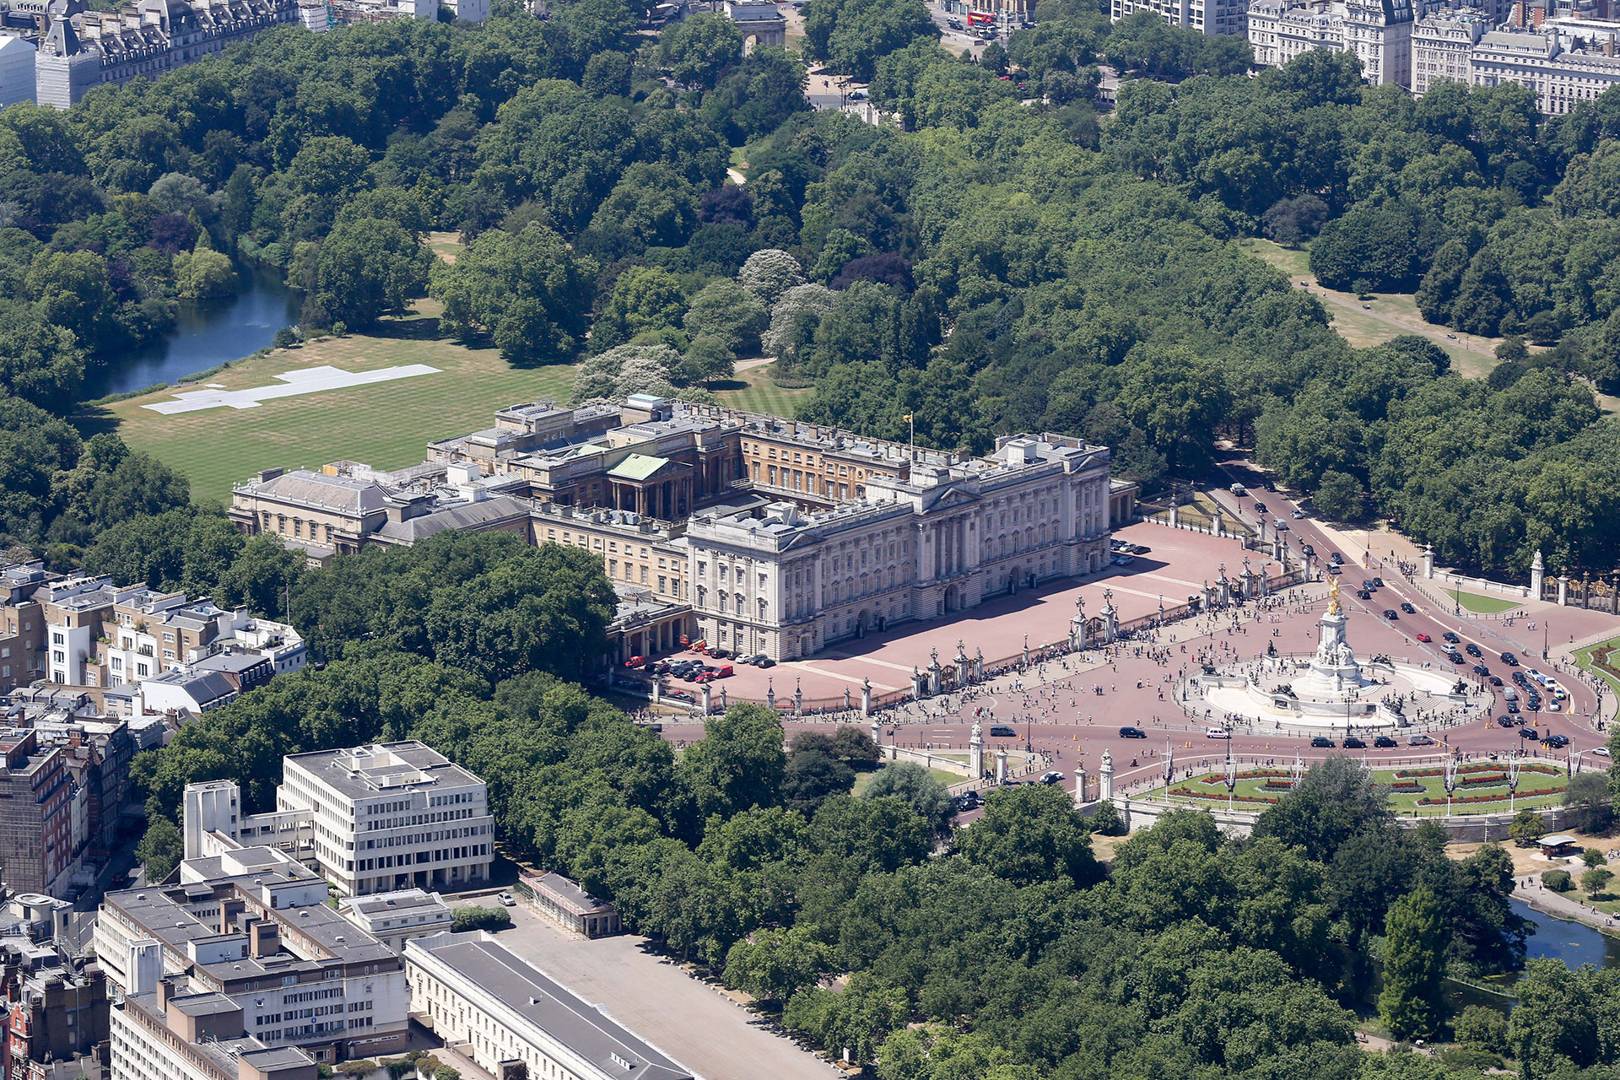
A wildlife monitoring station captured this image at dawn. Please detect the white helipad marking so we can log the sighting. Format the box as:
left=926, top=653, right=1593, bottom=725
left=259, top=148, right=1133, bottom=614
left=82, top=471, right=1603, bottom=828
left=142, top=364, right=440, bottom=414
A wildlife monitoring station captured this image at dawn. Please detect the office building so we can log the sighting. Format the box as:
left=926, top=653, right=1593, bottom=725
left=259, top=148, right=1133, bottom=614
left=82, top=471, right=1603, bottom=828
left=336, top=890, right=453, bottom=953
left=1248, top=0, right=1416, bottom=85
left=1114, top=0, right=1249, bottom=35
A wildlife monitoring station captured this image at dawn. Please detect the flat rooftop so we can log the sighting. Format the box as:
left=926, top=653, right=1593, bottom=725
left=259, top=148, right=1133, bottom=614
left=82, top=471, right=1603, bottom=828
left=284, top=740, right=485, bottom=798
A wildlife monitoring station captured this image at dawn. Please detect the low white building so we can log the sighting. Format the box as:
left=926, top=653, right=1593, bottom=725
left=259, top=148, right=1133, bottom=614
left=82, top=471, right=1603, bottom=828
left=405, top=931, right=694, bottom=1080
left=338, top=889, right=453, bottom=953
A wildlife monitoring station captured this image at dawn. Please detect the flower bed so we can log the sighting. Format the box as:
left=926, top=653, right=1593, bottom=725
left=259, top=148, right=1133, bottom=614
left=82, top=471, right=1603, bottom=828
left=1390, top=782, right=1423, bottom=793
left=1168, top=786, right=1281, bottom=805
left=1460, top=773, right=1509, bottom=787
left=1417, top=785, right=1566, bottom=806
left=1262, top=780, right=1296, bottom=791
left=1396, top=763, right=1559, bottom=779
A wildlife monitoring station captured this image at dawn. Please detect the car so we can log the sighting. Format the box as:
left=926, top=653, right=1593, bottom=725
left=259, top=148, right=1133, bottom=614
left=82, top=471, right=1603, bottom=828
left=1497, top=716, right=1516, bottom=728
left=1301, top=543, right=1316, bottom=556
left=1128, top=543, right=1151, bottom=555
left=1464, top=643, right=1482, bottom=657
left=1520, top=727, right=1539, bottom=740
left=497, top=892, right=516, bottom=907
left=1326, top=564, right=1342, bottom=575
left=1253, top=502, right=1269, bottom=515
left=1040, top=771, right=1065, bottom=785
left=1119, top=726, right=1148, bottom=739
left=1374, top=735, right=1398, bottom=748
left=990, top=724, right=1017, bottom=738
left=1416, top=632, right=1432, bottom=643
left=1358, top=590, right=1373, bottom=600
left=1342, top=736, right=1367, bottom=748
left=1362, top=581, right=1376, bottom=591
left=1373, top=577, right=1385, bottom=588
left=1447, top=651, right=1465, bottom=664
left=1545, top=734, right=1570, bottom=749
left=623, top=655, right=645, bottom=668
left=1443, top=631, right=1460, bottom=643
left=1472, top=664, right=1489, bottom=677
left=1597, top=746, right=1613, bottom=758
left=1205, top=726, right=1231, bottom=739
left=1383, top=609, right=1398, bottom=620
left=1489, top=675, right=1504, bottom=686
left=1507, top=700, right=1520, bottom=713
left=1112, top=554, right=1136, bottom=566
left=1310, top=736, right=1335, bottom=748
left=1292, top=509, right=1306, bottom=519
left=1274, top=519, right=1290, bottom=531
left=1229, top=483, right=1248, bottom=496
left=1408, top=734, right=1435, bottom=746
left=1330, top=552, right=1344, bottom=564
left=1549, top=700, right=1563, bottom=712
left=1501, top=651, right=1520, bottom=666
left=954, top=791, right=981, bottom=811
left=1400, top=602, right=1416, bottom=614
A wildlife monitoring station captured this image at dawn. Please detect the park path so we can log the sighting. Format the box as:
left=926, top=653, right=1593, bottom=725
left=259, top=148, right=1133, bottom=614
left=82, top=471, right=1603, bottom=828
left=1514, top=880, right=1620, bottom=937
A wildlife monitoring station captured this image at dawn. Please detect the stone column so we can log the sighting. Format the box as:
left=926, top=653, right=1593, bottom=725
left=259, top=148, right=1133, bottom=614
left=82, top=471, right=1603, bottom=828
left=651, top=679, right=662, bottom=705
left=1072, top=766, right=1087, bottom=808
left=870, top=716, right=881, bottom=747
left=766, top=680, right=776, bottom=709
left=1099, top=749, right=1115, bottom=802
left=700, top=681, right=712, bottom=714
left=1530, top=549, right=1545, bottom=600
left=793, top=679, right=803, bottom=715
left=994, top=747, right=1009, bottom=784
left=969, top=720, right=984, bottom=778
left=1212, top=507, right=1224, bottom=537
left=1558, top=575, right=1569, bottom=607
left=1424, top=544, right=1437, bottom=580
left=860, top=677, right=873, bottom=718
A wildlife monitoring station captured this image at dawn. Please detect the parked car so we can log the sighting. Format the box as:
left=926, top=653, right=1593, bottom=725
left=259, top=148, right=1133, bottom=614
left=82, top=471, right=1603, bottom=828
left=497, top=892, right=516, bottom=907
left=1497, top=716, right=1516, bottom=728
left=1520, top=727, right=1539, bottom=739
left=623, top=655, right=645, bottom=668
left=1310, top=736, right=1335, bottom=748
left=1374, top=736, right=1398, bottom=748
left=1596, top=746, right=1612, bottom=758
left=990, top=724, right=1017, bottom=738
left=1442, top=631, right=1460, bottom=643
left=1408, top=734, right=1435, bottom=746
left=1119, top=726, right=1148, bottom=739
left=1274, top=519, right=1290, bottom=531
left=1205, top=726, right=1231, bottom=739
left=1342, top=736, right=1367, bottom=748
left=1326, top=564, right=1342, bottom=575
left=1464, top=643, right=1482, bottom=657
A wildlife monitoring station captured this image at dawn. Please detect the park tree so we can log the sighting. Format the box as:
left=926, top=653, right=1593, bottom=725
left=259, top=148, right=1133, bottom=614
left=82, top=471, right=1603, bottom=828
left=173, top=242, right=237, bottom=302
left=0, top=300, right=84, bottom=408
left=593, top=266, right=689, bottom=351
left=1261, top=194, right=1330, bottom=247
left=135, top=817, right=183, bottom=883
left=738, top=248, right=807, bottom=305
left=1312, top=469, right=1367, bottom=523
left=305, top=216, right=431, bottom=330
left=763, top=284, right=837, bottom=367
left=1379, top=885, right=1447, bottom=1041
left=954, top=784, right=1100, bottom=887
left=658, top=13, right=744, bottom=90
left=723, top=927, right=836, bottom=1003
left=583, top=163, right=702, bottom=261
left=1564, top=770, right=1613, bottom=834
left=684, top=278, right=769, bottom=356
left=700, top=49, right=810, bottom=144
left=782, top=747, right=856, bottom=814
left=677, top=704, right=787, bottom=820
left=432, top=221, right=595, bottom=364
left=1255, top=756, right=1391, bottom=863
left=1583, top=866, right=1614, bottom=898
left=803, top=0, right=935, bottom=81
left=861, top=762, right=953, bottom=836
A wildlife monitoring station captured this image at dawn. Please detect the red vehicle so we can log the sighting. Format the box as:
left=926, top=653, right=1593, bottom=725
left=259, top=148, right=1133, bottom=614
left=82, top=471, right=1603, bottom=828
left=1415, top=633, right=1431, bottom=643
left=715, top=663, right=734, bottom=678
left=624, top=655, right=645, bottom=668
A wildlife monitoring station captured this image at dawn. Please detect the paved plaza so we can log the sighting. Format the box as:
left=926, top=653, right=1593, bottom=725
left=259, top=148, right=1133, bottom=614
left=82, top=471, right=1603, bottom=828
left=654, top=482, right=1620, bottom=805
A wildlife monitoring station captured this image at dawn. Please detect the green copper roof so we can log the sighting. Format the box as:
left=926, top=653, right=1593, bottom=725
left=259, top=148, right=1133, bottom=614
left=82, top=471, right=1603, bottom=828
left=607, top=453, right=670, bottom=481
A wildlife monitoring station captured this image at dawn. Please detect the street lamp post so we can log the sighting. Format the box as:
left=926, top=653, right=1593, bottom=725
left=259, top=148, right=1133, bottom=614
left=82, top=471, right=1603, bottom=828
left=1507, top=751, right=1521, bottom=815
left=1224, top=741, right=1237, bottom=812
left=1443, top=752, right=1459, bottom=818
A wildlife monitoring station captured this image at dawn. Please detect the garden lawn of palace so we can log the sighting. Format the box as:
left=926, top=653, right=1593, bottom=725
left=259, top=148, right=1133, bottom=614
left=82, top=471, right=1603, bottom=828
left=1144, top=761, right=1572, bottom=815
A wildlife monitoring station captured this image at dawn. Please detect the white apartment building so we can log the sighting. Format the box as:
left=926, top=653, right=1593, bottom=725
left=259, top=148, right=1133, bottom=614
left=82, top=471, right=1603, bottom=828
left=1113, top=0, right=1249, bottom=36
left=1411, top=6, right=1488, bottom=92
left=277, top=742, right=494, bottom=898
left=1471, top=26, right=1620, bottom=112
left=95, top=845, right=410, bottom=1064
left=405, top=931, right=694, bottom=1080
left=683, top=434, right=1113, bottom=661
left=1248, top=0, right=1415, bottom=85
left=110, top=988, right=319, bottom=1080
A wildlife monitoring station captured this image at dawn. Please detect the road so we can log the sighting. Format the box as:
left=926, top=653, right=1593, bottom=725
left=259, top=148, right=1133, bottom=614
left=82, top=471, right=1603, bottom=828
left=461, top=901, right=841, bottom=1080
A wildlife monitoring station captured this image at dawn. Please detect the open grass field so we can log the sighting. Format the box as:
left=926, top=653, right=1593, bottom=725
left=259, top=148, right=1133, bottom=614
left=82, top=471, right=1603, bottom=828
left=709, top=361, right=811, bottom=418
left=95, top=305, right=580, bottom=504
left=1239, top=238, right=1505, bottom=379
left=1455, top=590, right=1525, bottom=615
left=851, top=764, right=962, bottom=795
left=96, top=309, right=812, bottom=505
left=1148, top=762, right=1570, bottom=817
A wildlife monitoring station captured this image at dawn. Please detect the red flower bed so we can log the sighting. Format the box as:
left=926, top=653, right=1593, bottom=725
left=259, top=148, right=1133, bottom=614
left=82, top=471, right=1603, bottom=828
left=1262, top=780, right=1296, bottom=791
left=1460, top=773, right=1509, bottom=786
left=1168, top=786, right=1281, bottom=805
left=1390, top=782, right=1423, bottom=793
left=1397, top=763, right=1559, bottom=779
left=1417, top=785, right=1566, bottom=806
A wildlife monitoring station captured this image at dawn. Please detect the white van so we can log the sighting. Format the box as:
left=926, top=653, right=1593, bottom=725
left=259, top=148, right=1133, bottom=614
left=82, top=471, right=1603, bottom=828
left=1205, top=726, right=1231, bottom=739
left=1229, top=483, right=1248, bottom=496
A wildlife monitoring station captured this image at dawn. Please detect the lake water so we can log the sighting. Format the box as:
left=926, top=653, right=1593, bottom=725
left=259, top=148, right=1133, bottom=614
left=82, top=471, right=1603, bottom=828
left=1515, top=897, right=1620, bottom=969
left=87, top=270, right=299, bottom=399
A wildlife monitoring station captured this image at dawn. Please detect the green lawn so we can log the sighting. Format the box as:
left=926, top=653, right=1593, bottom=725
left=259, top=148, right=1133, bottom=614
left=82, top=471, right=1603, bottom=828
left=96, top=311, right=813, bottom=504
left=1574, top=635, right=1620, bottom=719
left=1454, top=590, right=1524, bottom=615
left=1148, top=763, right=1569, bottom=817
left=852, top=764, right=963, bottom=795
left=709, top=362, right=811, bottom=418
left=1239, top=238, right=1504, bottom=379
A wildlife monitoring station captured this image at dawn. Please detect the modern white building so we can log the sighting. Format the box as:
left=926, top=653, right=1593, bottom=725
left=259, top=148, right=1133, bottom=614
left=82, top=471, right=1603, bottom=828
left=277, top=742, right=494, bottom=898
left=1248, top=0, right=1415, bottom=85
left=338, top=888, right=453, bottom=953
left=110, top=988, right=320, bottom=1080
left=95, top=845, right=410, bottom=1065
left=1113, top=0, right=1249, bottom=36
left=1411, top=6, right=1488, bottom=93
left=404, top=931, right=694, bottom=1080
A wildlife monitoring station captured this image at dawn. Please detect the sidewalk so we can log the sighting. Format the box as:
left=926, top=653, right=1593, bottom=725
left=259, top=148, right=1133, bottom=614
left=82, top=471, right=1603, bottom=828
left=1514, top=881, right=1620, bottom=937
